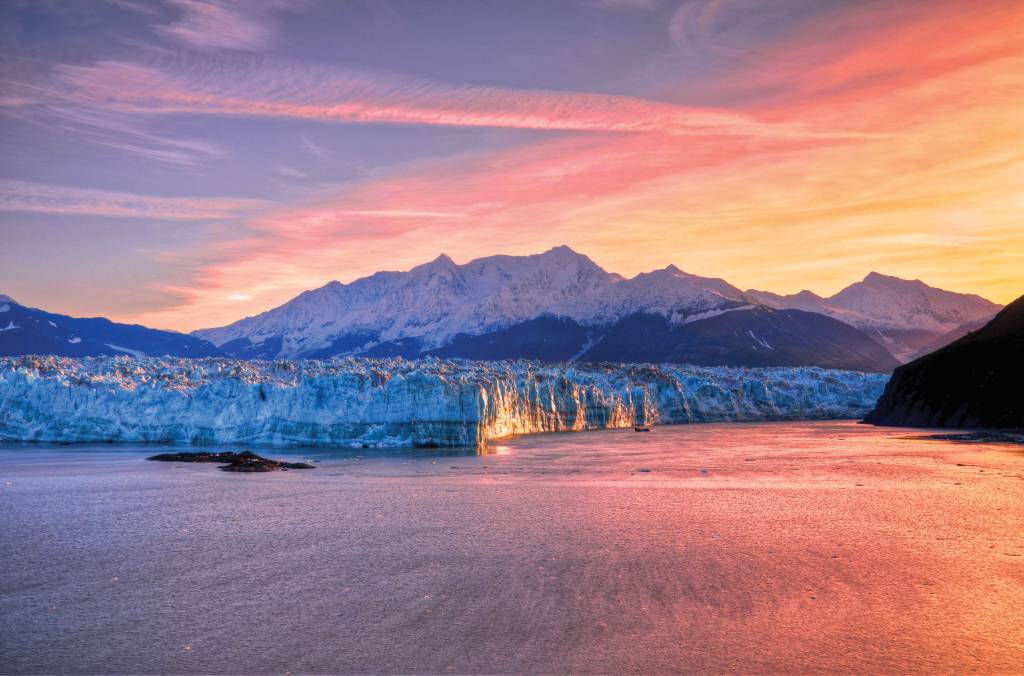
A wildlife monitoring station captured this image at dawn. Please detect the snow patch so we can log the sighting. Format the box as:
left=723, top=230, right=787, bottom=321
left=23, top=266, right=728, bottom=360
left=48, top=321, right=57, bottom=327
left=678, top=305, right=754, bottom=325
left=0, top=304, right=9, bottom=313
left=106, top=344, right=146, bottom=358
left=0, top=321, right=19, bottom=332
left=67, top=337, right=81, bottom=344
left=568, top=334, right=601, bottom=362
left=747, top=330, right=773, bottom=350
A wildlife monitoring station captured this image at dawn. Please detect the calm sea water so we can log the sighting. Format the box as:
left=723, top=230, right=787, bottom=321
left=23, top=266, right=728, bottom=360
left=1, top=421, right=1022, bottom=673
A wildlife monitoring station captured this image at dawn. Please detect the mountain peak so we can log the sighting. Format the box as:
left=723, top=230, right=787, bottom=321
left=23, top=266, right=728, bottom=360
left=862, top=271, right=922, bottom=287
left=413, top=252, right=459, bottom=274
left=536, top=245, right=607, bottom=275
left=546, top=244, right=575, bottom=254
left=0, top=294, right=16, bottom=305
left=540, top=244, right=588, bottom=261
left=640, top=264, right=696, bottom=283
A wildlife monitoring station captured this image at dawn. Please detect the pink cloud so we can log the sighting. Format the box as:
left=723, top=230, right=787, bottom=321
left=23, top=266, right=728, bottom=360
left=701, top=0, right=1024, bottom=113
left=52, top=57, right=860, bottom=139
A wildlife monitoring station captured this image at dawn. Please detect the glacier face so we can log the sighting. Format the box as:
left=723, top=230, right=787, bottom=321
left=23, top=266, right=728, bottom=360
left=0, top=356, right=888, bottom=448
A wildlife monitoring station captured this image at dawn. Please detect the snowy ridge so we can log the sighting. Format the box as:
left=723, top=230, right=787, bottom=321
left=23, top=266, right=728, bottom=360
left=0, top=356, right=888, bottom=447
left=192, top=247, right=1000, bottom=364
left=194, top=246, right=748, bottom=358
left=746, top=272, right=1001, bottom=361
left=747, top=273, right=1000, bottom=334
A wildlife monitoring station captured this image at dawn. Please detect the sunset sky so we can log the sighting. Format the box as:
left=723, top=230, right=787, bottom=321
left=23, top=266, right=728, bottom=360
left=1, top=0, right=1021, bottom=331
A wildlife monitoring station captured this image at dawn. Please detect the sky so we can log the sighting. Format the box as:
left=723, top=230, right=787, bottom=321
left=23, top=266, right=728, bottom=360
left=1, top=0, right=1021, bottom=332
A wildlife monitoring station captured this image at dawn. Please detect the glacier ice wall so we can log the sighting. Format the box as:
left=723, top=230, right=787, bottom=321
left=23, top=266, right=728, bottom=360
left=0, top=356, right=888, bottom=447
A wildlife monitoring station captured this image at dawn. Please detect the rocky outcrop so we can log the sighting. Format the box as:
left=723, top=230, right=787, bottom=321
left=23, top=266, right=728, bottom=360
left=148, top=450, right=315, bottom=471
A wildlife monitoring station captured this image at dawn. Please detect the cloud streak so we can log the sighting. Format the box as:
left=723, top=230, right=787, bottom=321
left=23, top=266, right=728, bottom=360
left=49, top=56, right=864, bottom=139
left=48, top=106, right=228, bottom=168
left=0, top=180, right=266, bottom=220
left=0, top=66, right=228, bottom=169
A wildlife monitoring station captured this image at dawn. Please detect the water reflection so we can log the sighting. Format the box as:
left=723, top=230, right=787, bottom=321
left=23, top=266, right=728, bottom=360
left=2, top=421, right=1023, bottom=673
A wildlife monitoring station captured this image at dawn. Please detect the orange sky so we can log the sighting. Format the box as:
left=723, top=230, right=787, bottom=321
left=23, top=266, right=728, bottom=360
left=3, top=0, right=1022, bottom=331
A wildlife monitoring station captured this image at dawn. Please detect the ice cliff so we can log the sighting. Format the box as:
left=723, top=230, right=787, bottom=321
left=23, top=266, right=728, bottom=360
left=0, top=356, right=888, bottom=447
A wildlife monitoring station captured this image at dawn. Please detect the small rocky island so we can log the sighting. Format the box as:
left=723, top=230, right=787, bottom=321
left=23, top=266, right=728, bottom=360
left=865, top=294, right=1023, bottom=429
left=148, top=450, right=315, bottom=472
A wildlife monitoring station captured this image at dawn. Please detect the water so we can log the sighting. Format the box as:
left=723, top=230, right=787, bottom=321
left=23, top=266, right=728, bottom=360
left=1, top=421, right=1022, bottom=673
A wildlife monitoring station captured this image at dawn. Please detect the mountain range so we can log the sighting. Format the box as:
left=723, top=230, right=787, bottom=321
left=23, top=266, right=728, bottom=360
left=0, top=295, right=221, bottom=359
left=190, top=246, right=999, bottom=371
left=1, top=247, right=1002, bottom=372
left=746, top=272, right=1001, bottom=361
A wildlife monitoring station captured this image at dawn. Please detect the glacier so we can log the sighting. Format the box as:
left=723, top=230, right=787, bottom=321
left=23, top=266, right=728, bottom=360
left=0, top=356, right=888, bottom=448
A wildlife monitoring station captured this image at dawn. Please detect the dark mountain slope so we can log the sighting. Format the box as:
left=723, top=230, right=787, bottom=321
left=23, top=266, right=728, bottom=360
left=864, top=295, right=1024, bottom=428
left=908, top=318, right=990, bottom=360
left=0, top=297, right=223, bottom=358
left=429, top=316, right=590, bottom=361
left=578, top=307, right=898, bottom=372
left=0, top=291, right=897, bottom=372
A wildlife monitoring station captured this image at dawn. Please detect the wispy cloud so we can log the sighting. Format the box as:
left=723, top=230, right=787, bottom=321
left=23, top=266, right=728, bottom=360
left=48, top=106, right=228, bottom=168
left=154, top=0, right=299, bottom=51
left=689, top=0, right=1024, bottom=108
left=275, top=165, right=308, bottom=179
left=0, top=180, right=267, bottom=220
left=588, top=0, right=659, bottom=10
left=50, top=56, right=864, bottom=139
left=0, top=29, right=872, bottom=181
left=300, top=134, right=331, bottom=160
left=0, top=57, right=228, bottom=168
left=133, top=0, right=1024, bottom=330
left=333, top=209, right=467, bottom=219
left=106, top=0, right=163, bottom=17
left=668, top=0, right=800, bottom=54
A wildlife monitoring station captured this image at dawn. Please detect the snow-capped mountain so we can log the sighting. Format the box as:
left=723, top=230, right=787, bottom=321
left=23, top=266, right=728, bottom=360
left=746, top=272, right=1002, bottom=361
left=6, top=248, right=997, bottom=372
left=194, top=247, right=1001, bottom=369
left=0, top=296, right=223, bottom=358
left=195, top=246, right=752, bottom=360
